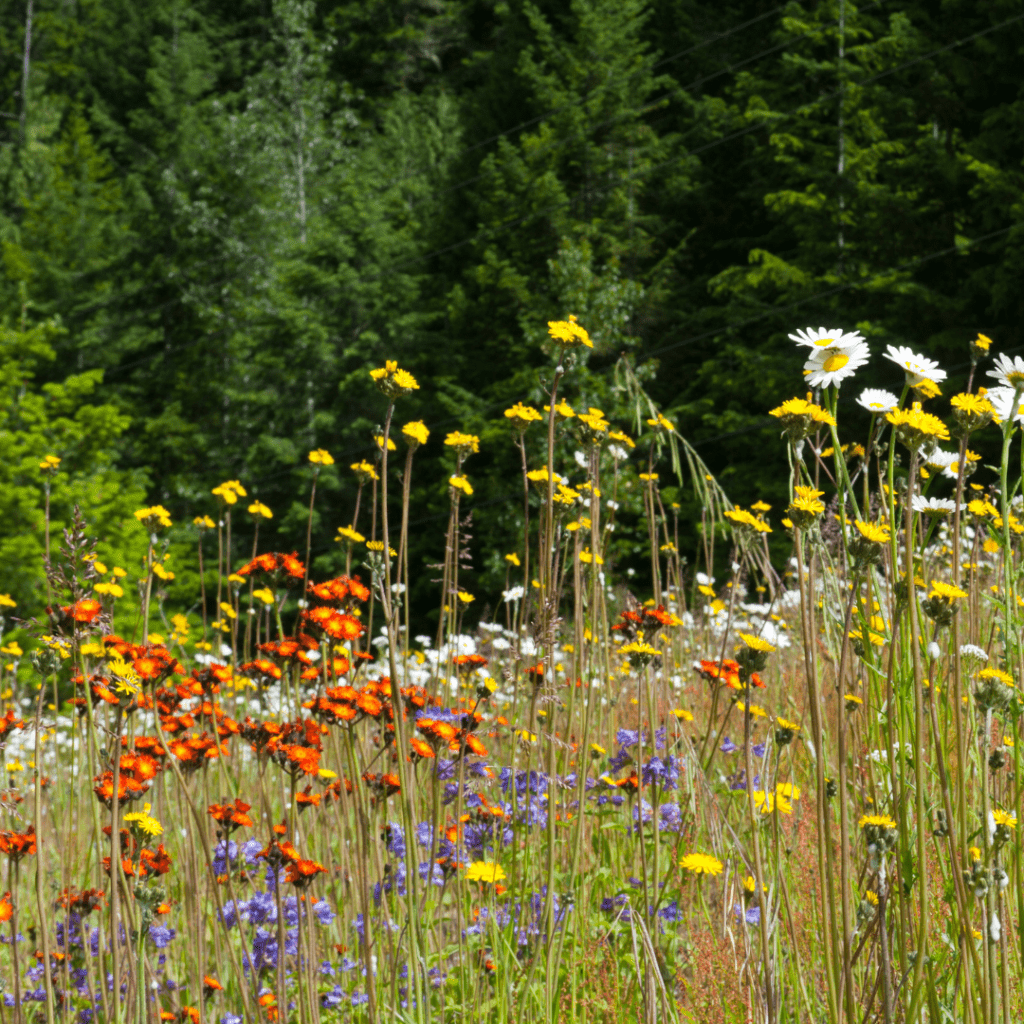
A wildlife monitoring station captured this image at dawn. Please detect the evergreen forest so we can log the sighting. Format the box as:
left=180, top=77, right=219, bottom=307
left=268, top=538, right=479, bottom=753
left=3, top=0, right=1024, bottom=623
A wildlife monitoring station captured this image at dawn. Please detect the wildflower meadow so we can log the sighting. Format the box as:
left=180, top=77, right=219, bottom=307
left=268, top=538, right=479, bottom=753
left=2, top=319, right=1024, bottom=1024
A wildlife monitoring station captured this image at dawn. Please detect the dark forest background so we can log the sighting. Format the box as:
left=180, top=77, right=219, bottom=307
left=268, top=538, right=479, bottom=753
left=3, top=0, right=1023, bottom=626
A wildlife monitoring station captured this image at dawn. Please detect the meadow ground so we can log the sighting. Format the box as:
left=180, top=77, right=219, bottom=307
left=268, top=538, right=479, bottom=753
left=0, top=323, right=1022, bottom=1024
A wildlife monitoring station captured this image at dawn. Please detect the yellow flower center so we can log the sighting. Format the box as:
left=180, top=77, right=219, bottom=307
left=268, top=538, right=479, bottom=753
left=823, top=352, right=850, bottom=373
left=1007, top=370, right=1024, bottom=386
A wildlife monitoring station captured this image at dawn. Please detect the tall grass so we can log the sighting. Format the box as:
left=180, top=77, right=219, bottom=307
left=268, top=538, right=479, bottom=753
left=0, top=325, right=1021, bottom=1024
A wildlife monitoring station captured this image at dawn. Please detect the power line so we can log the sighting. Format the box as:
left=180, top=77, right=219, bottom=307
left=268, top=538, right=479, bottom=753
left=68, top=1, right=877, bottom=343
left=646, top=225, right=1014, bottom=359
left=367, top=10, right=1024, bottom=282
left=73, top=9, right=1023, bottom=391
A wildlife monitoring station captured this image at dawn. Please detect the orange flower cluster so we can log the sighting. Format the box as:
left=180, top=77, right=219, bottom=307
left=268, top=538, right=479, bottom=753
left=101, top=826, right=173, bottom=879
left=208, top=797, right=254, bottom=834
left=0, top=709, right=25, bottom=743
left=697, top=658, right=765, bottom=690
left=306, top=574, right=370, bottom=606
left=301, top=606, right=364, bottom=643
left=167, top=734, right=228, bottom=773
left=453, top=653, right=488, bottom=673
left=57, top=888, right=106, bottom=915
left=362, top=771, right=401, bottom=801
left=236, top=551, right=305, bottom=582
left=611, top=605, right=674, bottom=642
left=415, top=709, right=488, bottom=757
left=92, top=750, right=163, bottom=808
left=284, top=858, right=328, bottom=888
left=104, top=636, right=182, bottom=683
left=52, top=598, right=103, bottom=628
left=304, top=679, right=392, bottom=727
left=0, top=827, right=36, bottom=861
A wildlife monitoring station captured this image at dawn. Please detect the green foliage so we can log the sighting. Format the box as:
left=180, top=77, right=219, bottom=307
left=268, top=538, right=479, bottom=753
left=2, top=0, right=1024, bottom=618
left=0, top=312, right=147, bottom=612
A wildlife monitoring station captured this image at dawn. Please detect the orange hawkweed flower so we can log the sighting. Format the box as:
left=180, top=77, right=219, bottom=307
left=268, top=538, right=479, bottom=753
left=295, top=785, right=321, bottom=811
left=0, top=827, right=37, bottom=861
left=355, top=692, right=382, bottom=717
left=71, top=599, right=102, bottom=623
left=285, top=859, right=328, bottom=887
left=463, top=735, right=488, bottom=757
left=208, top=798, right=254, bottom=832
left=140, top=845, right=173, bottom=876
left=0, top=892, right=12, bottom=922
left=202, top=976, right=223, bottom=999
left=258, top=991, right=279, bottom=1021
left=179, top=1008, right=200, bottom=1024
left=410, top=737, right=435, bottom=760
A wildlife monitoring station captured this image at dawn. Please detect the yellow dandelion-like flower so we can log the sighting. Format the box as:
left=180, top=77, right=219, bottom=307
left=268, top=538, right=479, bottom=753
left=607, top=429, right=635, bottom=448
left=505, top=552, right=520, bottom=567
left=366, top=540, right=397, bottom=557
left=886, top=402, right=950, bottom=446
left=968, top=498, right=998, bottom=518
left=350, top=460, right=379, bottom=482
left=578, top=548, right=604, bottom=565
left=465, top=861, right=507, bottom=884
left=855, top=520, right=890, bottom=544
left=449, top=475, right=473, bottom=496
left=547, top=314, right=592, bottom=348
left=858, top=814, right=897, bottom=830
left=309, top=448, right=334, bottom=466
left=252, top=588, right=276, bottom=606
left=739, top=633, right=776, bottom=654
left=929, top=580, right=968, bottom=600
left=248, top=501, right=273, bottom=520
left=646, top=413, right=675, bottom=432
left=621, top=640, right=658, bottom=657
left=336, top=525, right=365, bottom=544
left=680, top=853, right=723, bottom=876
left=776, top=717, right=800, bottom=731
left=725, top=509, right=772, bottom=534
left=671, top=708, right=694, bottom=722
left=39, top=454, right=61, bottom=472
left=445, top=431, right=480, bottom=455
left=504, top=403, right=544, bottom=430
left=992, top=809, right=1016, bottom=829
left=124, top=802, right=163, bottom=837
left=457, top=591, right=475, bottom=604
left=135, top=505, right=173, bottom=530
left=402, top=421, right=429, bottom=447
left=0, top=594, right=16, bottom=609
left=194, top=515, right=216, bottom=530
left=864, top=890, right=879, bottom=906
left=578, top=408, right=610, bottom=434
left=979, top=667, right=1014, bottom=685
left=370, top=360, right=419, bottom=396
left=374, top=435, right=397, bottom=451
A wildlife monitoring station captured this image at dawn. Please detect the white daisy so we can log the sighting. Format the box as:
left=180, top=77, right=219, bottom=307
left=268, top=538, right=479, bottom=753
left=883, top=345, right=947, bottom=385
left=987, top=386, right=1024, bottom=424
left=803, top=341, right=870, bottom=388
left=856, top=388, right=899, bottom=414
left=987, top=353, right=1024, bottom=389
left=911, top=496, right=964, bottom=515
left=923, top=449, right=957, bottom=471
left=941, top=452, right=980, bottom=480
left=789, top=326, right=866, bottom=351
